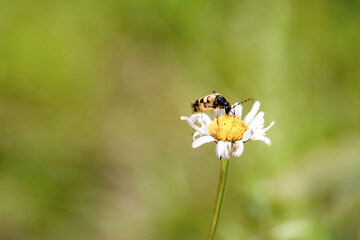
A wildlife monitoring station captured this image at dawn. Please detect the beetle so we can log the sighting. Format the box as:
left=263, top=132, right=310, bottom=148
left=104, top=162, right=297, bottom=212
left=191, top=91, right=253, bottom=115
left=191, top=91, right=232, bottom=114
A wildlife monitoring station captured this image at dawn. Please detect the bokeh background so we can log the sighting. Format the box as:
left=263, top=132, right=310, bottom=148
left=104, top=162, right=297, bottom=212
left=1, top=0, right=360, bottom=239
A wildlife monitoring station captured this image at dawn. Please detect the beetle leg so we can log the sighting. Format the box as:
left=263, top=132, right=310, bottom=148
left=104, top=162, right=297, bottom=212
left=226, top=114, right=236, bottom=140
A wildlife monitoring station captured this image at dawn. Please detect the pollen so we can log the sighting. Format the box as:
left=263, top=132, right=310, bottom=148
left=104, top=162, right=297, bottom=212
left=208, top=115, right=248, bottom=142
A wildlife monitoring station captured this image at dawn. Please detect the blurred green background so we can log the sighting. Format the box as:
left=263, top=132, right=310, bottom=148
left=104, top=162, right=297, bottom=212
left=1, top=0, right=360, bottom=239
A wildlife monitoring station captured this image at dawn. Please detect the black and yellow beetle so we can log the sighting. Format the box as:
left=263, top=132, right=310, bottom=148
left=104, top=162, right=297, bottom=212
left=191, top=91, right=253, bottom=115
left=191, top=91, right=232, bottom=114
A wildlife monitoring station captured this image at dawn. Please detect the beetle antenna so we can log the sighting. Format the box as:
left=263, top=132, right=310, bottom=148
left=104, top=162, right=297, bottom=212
left=231, top=98, right=254, bottom=109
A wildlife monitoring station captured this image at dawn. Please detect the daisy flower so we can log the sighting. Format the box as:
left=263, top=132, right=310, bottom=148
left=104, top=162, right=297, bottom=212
left=180, top=101, right=274, bottom=160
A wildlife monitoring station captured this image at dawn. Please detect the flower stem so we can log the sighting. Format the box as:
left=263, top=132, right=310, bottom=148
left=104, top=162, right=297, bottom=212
left=206, top=159, right=230, bottom=240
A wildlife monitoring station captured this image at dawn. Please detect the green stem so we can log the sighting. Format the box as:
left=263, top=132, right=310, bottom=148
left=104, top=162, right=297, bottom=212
left=206, top=159, right=230, bottom=240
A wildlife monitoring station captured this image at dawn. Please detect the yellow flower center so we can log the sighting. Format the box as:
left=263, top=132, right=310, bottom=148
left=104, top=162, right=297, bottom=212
left=208, top=115, right=248, bottom=142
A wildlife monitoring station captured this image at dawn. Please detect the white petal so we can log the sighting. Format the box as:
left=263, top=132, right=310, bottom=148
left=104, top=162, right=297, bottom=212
left=215, top=141, right=225, bottom=160
left=198, top=117, right=211, bottom=135
left=192, top=131, right=200, bottom=141
left=192, top=136, right=215, bottom=148
left=232, top=141, right=244, bottom=157
left=248, top=111, right=265, bottom=129
left=243, top=101, right=260, bottom=124
left=251, top=127, right=264, bottom=136
left=233, top=103, right=243, bottom=119
left=200, top=123, right=210, bottom=135
left=258, top=136, right=272, bottom=146
left=198, top=113, right=212, bottom=126
left=253, top=120, right=275, bottom=136
left=242, top=129, right=252, bottom=141
left=250, top=130, right=272, bottom=146
left=251, top=129, right=263, bottom=138
left=190, top=113, right=203, bottom=123
left=189, top=113, right=211, bottom=136
left=216, top=141, right=231, bottom=160
left=180, top=116, right=205, bottom=134
left=262, top=121, right=275, bottom=133
left=213, top=108, right=226, bottom=119
left=224, top=141, right=232, bottom=159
